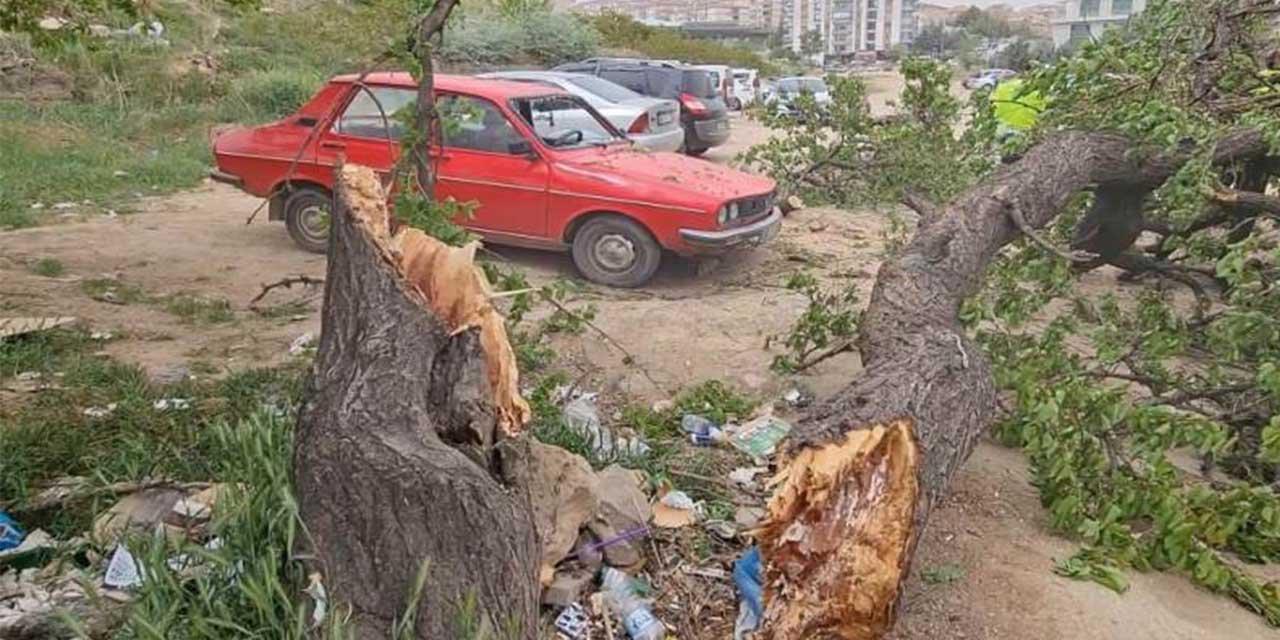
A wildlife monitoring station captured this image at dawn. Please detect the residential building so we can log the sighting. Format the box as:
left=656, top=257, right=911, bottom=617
left=1052, top=0, right=1145, bottom=48
left=571, top=0, right=769, bottom=28
left=778, top=0, right=918, bottom=56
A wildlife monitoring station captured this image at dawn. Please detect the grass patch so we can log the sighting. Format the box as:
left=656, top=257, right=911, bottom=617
left=922, top=563, right=966, bottom=585
left=80, top=277, right=149, bottom=304
left=29, top=257, right=66, bottom=278
left=0, top=328, right=304, bottom=536
left=162, top=293, right=235, bottom=325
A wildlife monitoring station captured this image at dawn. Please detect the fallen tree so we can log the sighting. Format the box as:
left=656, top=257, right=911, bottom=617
left=756, top=128, right=1273, bottom=639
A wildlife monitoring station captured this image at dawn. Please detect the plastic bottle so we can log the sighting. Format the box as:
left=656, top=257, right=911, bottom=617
left=601, top=567, right=665, bottom=640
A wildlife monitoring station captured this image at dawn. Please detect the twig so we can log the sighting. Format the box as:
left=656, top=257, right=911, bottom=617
left=791, top=339, right=856, bottom=373
left=667, top=469, right=737, bottom=491
left=1004, top=200, right=1099, bottom=263
left=248, top=275, right=324, bottom=310
left=540, top=293, right=671, bottom=396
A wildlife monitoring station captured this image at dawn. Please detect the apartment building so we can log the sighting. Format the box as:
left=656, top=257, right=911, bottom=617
left=1052, top=0, right=1145, bottom=48
left=572, top=0, right=768, bottom=28
left=777, top=0, right=918, bottom=56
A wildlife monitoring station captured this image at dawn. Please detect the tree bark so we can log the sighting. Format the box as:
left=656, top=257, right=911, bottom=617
left=293, top=165, right=539, bottom=639
left=410, top=0, right=460, bottom=195
left=759, top=129, right=1271, bottom=639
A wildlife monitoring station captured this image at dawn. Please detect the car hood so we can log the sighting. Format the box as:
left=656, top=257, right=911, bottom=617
left=556, top=149, right=775, bottom=208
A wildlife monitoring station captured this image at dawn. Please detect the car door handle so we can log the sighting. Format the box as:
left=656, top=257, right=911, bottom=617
left=320, top=141, right=347, bottom=150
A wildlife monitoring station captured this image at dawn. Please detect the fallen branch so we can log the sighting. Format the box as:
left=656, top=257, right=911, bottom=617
left=247, top=275, right=324, bottom=311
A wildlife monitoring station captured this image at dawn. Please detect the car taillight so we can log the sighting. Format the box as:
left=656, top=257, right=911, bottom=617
left=680, top=93, right=707, bottom=116
left=628, top=112, right=650, bottom=134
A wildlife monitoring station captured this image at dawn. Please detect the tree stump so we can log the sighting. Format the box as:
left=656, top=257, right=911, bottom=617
left=293, top=164, right=539, bottom=639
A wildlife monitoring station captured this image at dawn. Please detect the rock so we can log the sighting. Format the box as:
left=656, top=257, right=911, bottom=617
left=88, top=24, right=111, bottom=37
left=148, top=364, right=191, bottom=386
left=585, top=520, right=643, bottom=568
left=652, top=490, right=698, bottom=529
left=650, top=399, right=674, bottom=413
left=590, top=465, right=650, bottom=567
left=500, top=440, right=599, bottom=581
left=37, top=16, right=67, bottom=31
left=541, top=567, right=596, bottom=608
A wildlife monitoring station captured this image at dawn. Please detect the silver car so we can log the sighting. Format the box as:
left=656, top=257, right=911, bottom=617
left=479, top=70, right=684, bottom=153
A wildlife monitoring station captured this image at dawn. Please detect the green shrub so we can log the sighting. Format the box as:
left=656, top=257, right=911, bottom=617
left=439, top=9, right=597, bottom=67
left=227, top=68, right=324, bottom=121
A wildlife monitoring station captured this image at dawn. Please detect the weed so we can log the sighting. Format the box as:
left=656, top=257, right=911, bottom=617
left=674, top=380, right=756, bottom=426
left=769, top=272, right=861, bottom=374
left=921, top=563, right=966, bottom=585
left=0, top=330, right=304, bottom=534
left=162, top=294, right=235, bottom=325
left=80, top=277, right=148, bottom=305
left=29, top=257, right=66, bottom=278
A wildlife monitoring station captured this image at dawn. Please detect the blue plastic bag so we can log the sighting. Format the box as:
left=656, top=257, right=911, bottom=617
left=0, top=510, right=26, bottom=552
left=733, top=546, right=763, bottom=638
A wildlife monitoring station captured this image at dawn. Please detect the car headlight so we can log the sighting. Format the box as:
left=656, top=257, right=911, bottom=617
left=729, top=202, right=740, bottom=220
left=717, top=206, right=729, bottom=226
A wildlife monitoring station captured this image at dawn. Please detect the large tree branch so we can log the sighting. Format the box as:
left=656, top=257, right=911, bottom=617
left=759, top=128, right=1270, bottom=639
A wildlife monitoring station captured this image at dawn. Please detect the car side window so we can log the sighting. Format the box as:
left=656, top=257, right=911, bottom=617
left=601, top=69, right=646, bottom=94
left=332, top=86, right=417, bottom=140
left=437, top=94, right=527, bottom=155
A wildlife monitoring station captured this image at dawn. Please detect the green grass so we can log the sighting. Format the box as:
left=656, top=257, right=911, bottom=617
left=80, top=277, right=149, bottom=305
left=29, top=257, right=65, bottom=277
left=162, top=293, right=235, bottom=325
left=0, top=329, right=304, bottom=535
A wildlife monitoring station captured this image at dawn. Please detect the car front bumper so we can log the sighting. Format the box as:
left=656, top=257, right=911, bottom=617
left=629, top=127, right=684, bottom=153
left=678, top=207, right=782, bottom=252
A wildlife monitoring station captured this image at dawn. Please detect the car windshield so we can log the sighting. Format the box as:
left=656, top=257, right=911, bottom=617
left=778, top=78, right=827, bottom=93
left=565, top=75, right=642, bottom=103
left=681, top=70, right=718, bottom=99
left=511, top=94, right=624, bottom=149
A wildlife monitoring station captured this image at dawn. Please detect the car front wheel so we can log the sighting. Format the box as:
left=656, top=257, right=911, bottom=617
left=571, top=215, right=662, bottom=288
left=284, top=188, right=332, bottom=254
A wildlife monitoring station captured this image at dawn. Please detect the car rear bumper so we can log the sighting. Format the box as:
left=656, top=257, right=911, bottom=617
left=629, top=128, right=684, bottom=153
left=687, top=116, right=731, bottom=149
left=209, top=169, right=243, bottom=187
left=678, top=207, right=782, bottom=252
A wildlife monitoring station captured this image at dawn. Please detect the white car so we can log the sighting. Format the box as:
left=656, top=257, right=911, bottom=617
left=730, top=68, right=758, bottom=110
left=964, top=68, right=1017, bottom=91
left=479, top=70, right=684, bottom=153
left=768, top=76, right=832, bottom=114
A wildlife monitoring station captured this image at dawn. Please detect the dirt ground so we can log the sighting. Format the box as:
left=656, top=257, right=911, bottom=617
left=1, top=85, right=1272, bottom=639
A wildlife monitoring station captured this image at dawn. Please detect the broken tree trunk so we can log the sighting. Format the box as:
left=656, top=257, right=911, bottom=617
left=758, top=129, right=1270, bottom=639
left=293, top=164, right=538, bottom=639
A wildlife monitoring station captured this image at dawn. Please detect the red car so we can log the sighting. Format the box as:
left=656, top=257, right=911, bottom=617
left=210, top=73, right=781, bottom=287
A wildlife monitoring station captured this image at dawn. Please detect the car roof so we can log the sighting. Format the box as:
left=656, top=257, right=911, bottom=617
left=482, top=70, right=588, bottom=82
left=329, top=72, right=567, bottom=99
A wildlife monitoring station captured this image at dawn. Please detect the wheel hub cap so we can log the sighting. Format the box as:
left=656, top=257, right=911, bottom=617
left=595, top=234, right=636, bottom=272
left=300, top=204, right=329, bottom=238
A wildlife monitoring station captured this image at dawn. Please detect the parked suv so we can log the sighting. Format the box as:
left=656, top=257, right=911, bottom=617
left=555, top=59, right=730, bottom=156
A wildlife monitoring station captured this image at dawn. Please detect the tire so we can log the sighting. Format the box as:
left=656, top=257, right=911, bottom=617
left=284, top=188, right=332, bottom=254
left=686, top=147, right=709, bottom=157
left=571, top=215, right=662, bottom=288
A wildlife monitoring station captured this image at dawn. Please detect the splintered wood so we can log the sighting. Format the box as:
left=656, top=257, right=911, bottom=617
left=759, top=420, right=920, bottom=639
left=337, top=164, right=531, bottom=433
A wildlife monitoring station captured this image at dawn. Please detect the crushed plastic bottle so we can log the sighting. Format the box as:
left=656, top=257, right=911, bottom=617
left=601, top=567, right=665, bottom=640
left=0, top=510, right=25, bottom=551
left=680, top=414, right=723, bottom=446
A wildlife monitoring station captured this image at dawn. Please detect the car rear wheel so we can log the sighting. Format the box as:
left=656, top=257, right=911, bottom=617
left=571, top=216, right=662, bottom=288
left=284, top=188, right=332, bottom=254
left=686, top=147, right=709, bottom=157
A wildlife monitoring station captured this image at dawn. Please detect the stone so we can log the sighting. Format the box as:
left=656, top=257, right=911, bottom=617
left=541, top=567, right=596, bottom=608
left=734, top=506, right=767, bottom=530
left=589, top=465, right=650, bottom=568
left=502, top=440, right=599, bottom=581
left=147, top=364, right=191, bottom=386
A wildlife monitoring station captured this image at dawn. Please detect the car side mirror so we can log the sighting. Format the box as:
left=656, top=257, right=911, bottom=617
left=508, top=140, right=536, bottom=158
